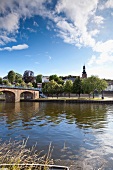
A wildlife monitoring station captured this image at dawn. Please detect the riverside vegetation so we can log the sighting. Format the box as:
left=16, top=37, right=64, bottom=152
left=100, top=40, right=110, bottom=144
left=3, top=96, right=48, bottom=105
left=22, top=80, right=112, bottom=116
left=0, top=70, right=108, bottom=99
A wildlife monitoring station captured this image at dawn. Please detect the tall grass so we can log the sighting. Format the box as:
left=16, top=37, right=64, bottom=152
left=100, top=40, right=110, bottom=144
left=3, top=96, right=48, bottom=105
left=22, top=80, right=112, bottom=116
left=0, top=138, right=54, bottom=170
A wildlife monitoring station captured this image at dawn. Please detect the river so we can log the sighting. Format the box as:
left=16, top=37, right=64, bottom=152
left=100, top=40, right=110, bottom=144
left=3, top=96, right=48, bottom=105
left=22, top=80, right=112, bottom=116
left=0, top=102, right=113, bottom=169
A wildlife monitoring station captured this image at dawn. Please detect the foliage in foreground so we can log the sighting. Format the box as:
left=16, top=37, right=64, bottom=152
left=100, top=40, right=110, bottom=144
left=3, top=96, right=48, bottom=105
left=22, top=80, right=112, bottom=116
left=0, top=139, right=53, bottom=170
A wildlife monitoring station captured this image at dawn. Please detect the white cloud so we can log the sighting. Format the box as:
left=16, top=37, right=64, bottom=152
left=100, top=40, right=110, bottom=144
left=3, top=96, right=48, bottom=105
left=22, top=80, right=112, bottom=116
left=0, top=35, right=16, bottom=45
left=0, top=0, right=52, bottom=46
left=27, top=28, right=36, bottom=33
left=87, top=64, right=113, bottom=79
left=94, top=40, right=113, bottom=53
left=54, top=0, right=100, bottom=47
left=88, top=39, right=113, bottom=66
left=0, top=0, right=104, bottom=50
left=0, top=13, right=19, bottom=33
left=93, top=15, right=104, bottom=25
left=0, top=44, right=29, bottom=51
left=88, top=55, right=97, bottom=65
left=89, top=29, right=100, bottom=37
left=102, top=0, right=113, bottom=9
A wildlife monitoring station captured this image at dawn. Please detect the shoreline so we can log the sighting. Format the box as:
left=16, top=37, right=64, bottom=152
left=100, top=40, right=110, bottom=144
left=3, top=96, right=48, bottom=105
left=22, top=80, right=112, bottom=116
left=1, top=97, right=113, bottom=103
left=20, top=98, right=113, bottom=104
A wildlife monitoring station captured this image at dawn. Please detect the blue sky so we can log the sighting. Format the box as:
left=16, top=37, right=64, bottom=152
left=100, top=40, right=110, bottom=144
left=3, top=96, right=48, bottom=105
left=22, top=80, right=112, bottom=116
left=0, top=0, right=113, bottom=79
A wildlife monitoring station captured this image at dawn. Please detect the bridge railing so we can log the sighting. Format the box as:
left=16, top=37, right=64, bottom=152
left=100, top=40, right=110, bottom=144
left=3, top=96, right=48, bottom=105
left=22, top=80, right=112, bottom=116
left=0, top=85, right=42, bottom=91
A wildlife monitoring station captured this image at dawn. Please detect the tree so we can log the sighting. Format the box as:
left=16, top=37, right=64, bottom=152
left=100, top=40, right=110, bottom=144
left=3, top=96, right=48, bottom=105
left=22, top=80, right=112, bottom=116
left=64, top=80, right=73, bottom=98
left=0, top=77, right=2, bottom=84
left=73, top=77, right=82, bottom=97
left=36, top=74, right=42, bottom=83
left=15, top=73, right=22, bottom=83
left=8, top=70, right=16, bottom=84
left=27, top=82, right=33, bottom=88
left=23, top=70, right=34, bottom=83
left=49, top=74, right=59, bottom=81
left=21, top=81, right=27, bottom=87
left=55, top=83, right=63, bottom=98
left=42, top=80, right=57, bottom=97
left=42, top=82, right=50, bottom=97
left=48, top=80, right=56, bottom=97
left=82, top=75, right=108, bottom=99
left=96, top=79, right=108, bottom=99
left=17, top=78, right=23, bottom=84
left=15, top=82, right=20, bottom=87
left=2, top=79, right=10, bottom=86
left=82, top=76, right=97, bottom=98
left=57, top=78, right=64, bottom=85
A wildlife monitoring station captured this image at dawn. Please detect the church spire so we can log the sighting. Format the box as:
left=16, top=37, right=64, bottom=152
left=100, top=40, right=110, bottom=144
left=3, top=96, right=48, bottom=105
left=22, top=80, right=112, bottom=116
left=82, top=65, right=87, bottom=78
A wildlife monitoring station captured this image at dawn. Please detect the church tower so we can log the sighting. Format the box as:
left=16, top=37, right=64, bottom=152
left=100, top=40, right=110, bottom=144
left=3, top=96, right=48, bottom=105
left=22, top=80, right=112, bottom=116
left=82, top=65, right=87, bottom=78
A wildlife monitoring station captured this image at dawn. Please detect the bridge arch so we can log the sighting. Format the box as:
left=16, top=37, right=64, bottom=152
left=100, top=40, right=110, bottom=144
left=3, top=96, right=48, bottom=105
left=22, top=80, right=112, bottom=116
left=20, top=91, right=34, bottom=100
left=1, top=90, right=15, bottom=102
left=0, top=87, right=39, bottom=102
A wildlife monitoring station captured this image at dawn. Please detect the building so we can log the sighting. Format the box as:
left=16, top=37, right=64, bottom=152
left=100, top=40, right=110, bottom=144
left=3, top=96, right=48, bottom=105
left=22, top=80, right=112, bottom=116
left=82, top=65, right=87, bottom=78
left=42, top=76, right=49, bottom=83
left=61, top=75, right=79, bottom=83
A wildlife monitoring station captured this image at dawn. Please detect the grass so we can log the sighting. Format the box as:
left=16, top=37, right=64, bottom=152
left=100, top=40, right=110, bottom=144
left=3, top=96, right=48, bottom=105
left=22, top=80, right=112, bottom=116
left=38, top=96, right=105, bottom=100
left=0, top=138, right=54, bottom=170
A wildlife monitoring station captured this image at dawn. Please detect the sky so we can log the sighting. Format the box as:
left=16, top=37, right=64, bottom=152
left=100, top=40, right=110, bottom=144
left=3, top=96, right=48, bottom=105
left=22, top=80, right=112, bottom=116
left=0, top=0, right=113, bottom=79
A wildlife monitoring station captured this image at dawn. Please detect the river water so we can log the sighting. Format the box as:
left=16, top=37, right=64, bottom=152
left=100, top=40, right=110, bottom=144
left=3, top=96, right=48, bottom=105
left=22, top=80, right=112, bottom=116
left=0, top=102, right=113, bottom=169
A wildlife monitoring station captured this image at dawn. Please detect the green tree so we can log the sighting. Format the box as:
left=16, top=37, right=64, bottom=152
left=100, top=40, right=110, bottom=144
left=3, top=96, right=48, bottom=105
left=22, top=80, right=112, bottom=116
left=0, top=77, right=2, bottom=84
left=32, top=82, right=37, bottom=88
left=17, top=78, right=23, bottom=84
left=36, top=74, right=42, bottom=83
left=15, top=73, right=22, bottom=83
left=2, top=79, right=9, bottom=85
left=96, top=79, right=108, bottom=99
left=55, top=83, right=63, bottom=98
left=27, top=82, right=33, bottom=88
left=82, top=75, right=107, bottom=99
left=64, top=80, right=73, bottom=98
left=49, top=74, right=59, bottom=81
left=73, top=77, right=82, bottom=97
left=42, top=82, right=50, bottom=97
left=21, top=81, right=27, bottom=87
left=15, top=82, right=20, bottom=87
left=8, top=70, right=16, bottom=84
left=49, top=74, right=64, bottom=85
left=57, top=78, right=64, bottom=85
left=48, top=80, right=56, bottom=97
left=82, top=76, right=97, bottom=98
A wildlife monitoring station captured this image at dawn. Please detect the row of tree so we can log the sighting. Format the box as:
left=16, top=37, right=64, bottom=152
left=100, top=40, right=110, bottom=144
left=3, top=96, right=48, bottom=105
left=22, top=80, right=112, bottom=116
left=42, top=76, right=108, bottom=98
left=0, top=70, right=43, bottom=88
left=0, top=70, right=108, bottom=99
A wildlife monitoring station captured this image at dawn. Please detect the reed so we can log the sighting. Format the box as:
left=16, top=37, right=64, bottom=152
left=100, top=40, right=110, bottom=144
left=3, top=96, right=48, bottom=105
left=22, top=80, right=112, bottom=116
left=0, top=138, right=54, bottom=170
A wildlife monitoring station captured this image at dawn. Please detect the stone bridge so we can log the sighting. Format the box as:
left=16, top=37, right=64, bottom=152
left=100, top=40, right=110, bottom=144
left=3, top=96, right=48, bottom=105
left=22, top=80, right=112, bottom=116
left=0, top=86, right=39, bottom=102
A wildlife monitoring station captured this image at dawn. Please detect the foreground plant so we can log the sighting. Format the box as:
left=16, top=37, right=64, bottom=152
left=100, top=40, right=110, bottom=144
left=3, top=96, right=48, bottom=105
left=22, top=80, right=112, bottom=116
left=0, top=138, right=53, bottom=170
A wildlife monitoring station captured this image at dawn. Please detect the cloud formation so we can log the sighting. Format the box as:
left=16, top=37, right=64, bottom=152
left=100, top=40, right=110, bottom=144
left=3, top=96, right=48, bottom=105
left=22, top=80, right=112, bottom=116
left=0, top=44, right=29, bottom=51
left=0, top=0, right=113, bottom=68
left=0, top=0, right=51, bottom=45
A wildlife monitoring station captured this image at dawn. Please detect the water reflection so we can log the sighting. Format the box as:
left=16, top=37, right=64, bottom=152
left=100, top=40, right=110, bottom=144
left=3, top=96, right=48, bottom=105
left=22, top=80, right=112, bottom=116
left=0, top=102, right=109, bottom=130
left=0, top=102, right=113, bottom=169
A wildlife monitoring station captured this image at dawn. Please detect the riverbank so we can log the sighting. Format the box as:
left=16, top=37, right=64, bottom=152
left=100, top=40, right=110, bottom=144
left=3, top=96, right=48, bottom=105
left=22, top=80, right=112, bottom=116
left=21, top=97, right=113, bottom=104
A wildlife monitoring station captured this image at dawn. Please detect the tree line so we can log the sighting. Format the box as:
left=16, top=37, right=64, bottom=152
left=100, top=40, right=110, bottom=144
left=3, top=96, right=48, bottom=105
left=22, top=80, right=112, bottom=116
left=42, top=75, right=108, bottom=99
left=0, top=70, right=108, bottom=99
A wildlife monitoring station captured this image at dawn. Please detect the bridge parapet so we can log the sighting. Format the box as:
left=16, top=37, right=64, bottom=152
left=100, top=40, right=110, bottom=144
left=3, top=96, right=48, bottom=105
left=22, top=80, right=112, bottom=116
left=0, top=87, right=39, bottom=102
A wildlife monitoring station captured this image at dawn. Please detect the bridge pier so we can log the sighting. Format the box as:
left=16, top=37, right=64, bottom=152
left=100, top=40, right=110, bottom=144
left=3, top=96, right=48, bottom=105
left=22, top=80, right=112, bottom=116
left=5, top=92, right=15, bottom=103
